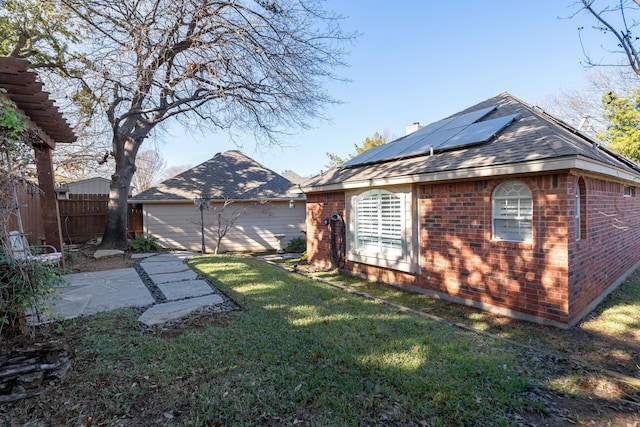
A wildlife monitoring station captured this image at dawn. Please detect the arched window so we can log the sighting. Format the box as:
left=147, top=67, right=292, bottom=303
left=492, top=180, right=533, bottom=242
left=354, top=189, right=402, bottom=256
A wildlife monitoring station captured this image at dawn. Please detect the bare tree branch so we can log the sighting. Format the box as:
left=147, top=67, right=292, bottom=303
left=578, top=0, right=640, bottom=75
left=210, top=198, right=246, bottom=255
left=7, top=0, right=356, bottom=249
left=130, top=149, right=166, bottom=194
left=540, top=68, right=640, bottom=137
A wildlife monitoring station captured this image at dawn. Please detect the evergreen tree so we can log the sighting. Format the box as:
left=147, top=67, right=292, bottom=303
left=598, top=89, right=640, bottom=162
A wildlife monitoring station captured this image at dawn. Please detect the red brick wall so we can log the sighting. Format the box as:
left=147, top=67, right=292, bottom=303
left=306, top=192, right=346, bottom=269
left=347, top=262, right=418, bottom=286
left=418, top=176, right=570, bottom=323
left=307, top=173, right=640, bottom=325
left=568, top=176, right=640, bottom=319
left=307, top=191, right=418, bottom=284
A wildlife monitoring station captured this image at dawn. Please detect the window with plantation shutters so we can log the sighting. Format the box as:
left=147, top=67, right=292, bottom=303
left=492, top=180, right=533, bottom=242
left=355, top=189, right=402, bottom=256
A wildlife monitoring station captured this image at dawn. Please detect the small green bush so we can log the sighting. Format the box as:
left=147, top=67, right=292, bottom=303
left=285, top=236, right=306, bottom=253
left=130, top=234, right=161, bottom=252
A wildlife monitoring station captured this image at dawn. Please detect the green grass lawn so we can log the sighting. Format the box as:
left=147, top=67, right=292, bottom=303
left=185, top=256, right=540, bottom=426
left=4, top=255, right=638, bottom=426
left=580, top=280, right=640, bottom=341
left=278, top=258, right=640, bottom=381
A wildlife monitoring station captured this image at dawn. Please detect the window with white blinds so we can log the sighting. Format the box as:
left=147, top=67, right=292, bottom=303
left=355, top=189, right=402, bottom=256
left=492, top=180, right=533, bottom=242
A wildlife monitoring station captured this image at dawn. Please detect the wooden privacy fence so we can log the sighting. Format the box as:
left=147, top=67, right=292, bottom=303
left=7, top=184, right=143, bottom=246
left=58, top=194, right=108, bottom=244
left=58, top=194, right=143, bottom=244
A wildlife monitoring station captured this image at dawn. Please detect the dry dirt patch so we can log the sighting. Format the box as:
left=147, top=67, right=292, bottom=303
left=65, top=243, right=150, bottom=272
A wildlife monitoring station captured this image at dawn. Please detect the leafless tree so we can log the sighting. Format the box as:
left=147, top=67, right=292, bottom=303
left=540, top=68, right=639, bottom=137
left=210, top=199, right=246, bottom=255
left=576, top=0, right=640, bottom=76
left=53, top=140, right=114, bottom=180
left=53, top=0, right=355, bottom=249
left=131, top=149, right=166, bottom=194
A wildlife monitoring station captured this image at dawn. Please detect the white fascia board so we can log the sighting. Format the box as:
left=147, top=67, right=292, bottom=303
left=301, top=156, right=640, bottom=193
left=573, top=157, right=640, bottom=184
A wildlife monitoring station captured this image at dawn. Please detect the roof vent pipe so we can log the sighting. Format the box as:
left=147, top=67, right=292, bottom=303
left=577, top=114, right=590, bottom=131
left=430, top=145, right=434, bottom=156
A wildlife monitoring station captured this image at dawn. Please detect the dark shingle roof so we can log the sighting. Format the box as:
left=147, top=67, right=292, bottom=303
left=131, top=150, right=301, bottom=202
left=301, top=92, right=640, bottom=191
left=281, top=170, right=307, bottom=185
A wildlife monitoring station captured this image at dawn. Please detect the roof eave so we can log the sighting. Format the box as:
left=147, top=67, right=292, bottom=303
left=299, top=156, right=640, bottom=193
left=128, top=196, right=307, bottom=204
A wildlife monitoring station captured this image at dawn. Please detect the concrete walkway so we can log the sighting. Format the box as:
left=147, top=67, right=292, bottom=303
left=33, top=252, right=232, bottom=327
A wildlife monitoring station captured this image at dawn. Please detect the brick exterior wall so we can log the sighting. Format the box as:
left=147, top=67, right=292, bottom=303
left=307, top=173, right=640, bottom=326
left=418, top=176, right=570, bottom=323
left=306, top=192, right=346, bottom=270
left=569, top=176, right=640, bottom=320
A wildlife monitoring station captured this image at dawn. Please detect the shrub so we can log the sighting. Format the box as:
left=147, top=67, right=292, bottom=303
left=0, top=252, right=65, bottom=339
left=130, top=234, right=161, bottom=252
left=285, top=236, right=306, bottom=253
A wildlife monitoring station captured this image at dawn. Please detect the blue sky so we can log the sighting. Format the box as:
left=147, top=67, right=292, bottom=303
left=158, top=1, right=604, bottom=177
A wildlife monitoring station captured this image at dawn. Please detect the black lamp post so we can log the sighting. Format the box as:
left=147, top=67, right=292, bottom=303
left=193, top=197, right=211, bottom=253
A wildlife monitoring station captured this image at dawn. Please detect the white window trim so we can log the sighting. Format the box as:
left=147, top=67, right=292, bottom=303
left=346, top=186, right=416, bottom=273
left=491, top=180, right=533, bottom=243
left=624, top=186, right=634, bottom=197
left=575, top=184, right=581, bottom=241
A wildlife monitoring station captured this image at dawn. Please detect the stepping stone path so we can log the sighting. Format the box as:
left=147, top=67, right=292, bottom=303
left=136, top=253, right=236, bottom=326
left=34, top=252, right=237, bottom=328
left=137, top=294, right=225, bottom=326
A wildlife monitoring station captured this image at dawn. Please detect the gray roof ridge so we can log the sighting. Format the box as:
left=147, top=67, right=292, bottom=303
left=223, top=149, right=295, bottom=185
left=503, top=96, right=580, bottom=158
left=524, top=101, right=640, bottom=174
left=480, top=93, right=640, bottom=174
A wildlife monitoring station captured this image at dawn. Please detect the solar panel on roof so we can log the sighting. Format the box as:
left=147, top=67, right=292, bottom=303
left=393, top=127, right=465, bottom=160
left=361, top=136, right=423, bottom=164
left=437, top=113, right=520, bottom=151
left=409, top=115, right=457, bottom=137
left=341, top=129, right=430, bottom=168
left=401, top=105, right=497, bottom=142
left=348, top=128, right=440, bottom=166
left=341, top=143, right=389, bottom=167
left=442, top=105, right=497, bottom=129
left=340, top=105, right=505, bottom=168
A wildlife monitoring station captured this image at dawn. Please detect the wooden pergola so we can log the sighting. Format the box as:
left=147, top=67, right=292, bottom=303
left=0, top=57, right=76, bottom=259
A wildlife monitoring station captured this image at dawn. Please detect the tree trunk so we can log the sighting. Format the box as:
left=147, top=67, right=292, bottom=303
left=100, top=173, right=132, bottom=249
left=99, top=134, right=140, bottom=249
